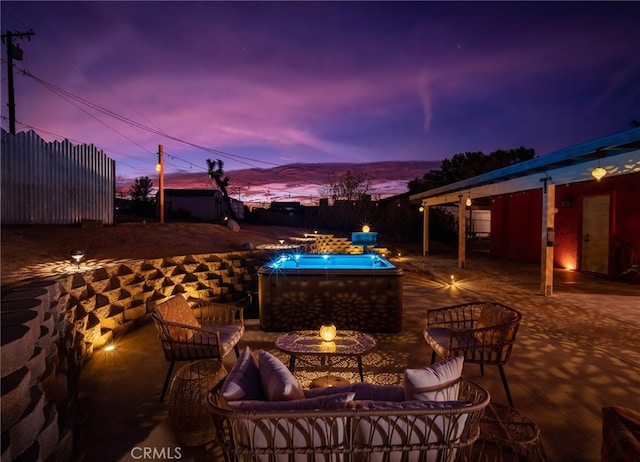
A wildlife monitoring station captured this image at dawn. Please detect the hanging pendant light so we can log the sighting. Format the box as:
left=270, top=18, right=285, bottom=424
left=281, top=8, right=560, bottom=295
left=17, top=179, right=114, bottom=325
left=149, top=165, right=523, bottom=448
left=591, top=166, right=606, bottom=181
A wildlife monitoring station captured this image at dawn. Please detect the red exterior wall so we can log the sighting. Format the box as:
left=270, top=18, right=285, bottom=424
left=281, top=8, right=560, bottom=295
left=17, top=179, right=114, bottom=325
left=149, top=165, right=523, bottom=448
left=490, top=191, right=542, bottom=262
left=489, top=172, right=640, bottom=278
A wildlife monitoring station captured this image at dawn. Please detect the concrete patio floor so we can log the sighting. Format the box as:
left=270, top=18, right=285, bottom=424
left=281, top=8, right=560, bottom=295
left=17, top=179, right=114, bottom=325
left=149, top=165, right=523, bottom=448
left=75, top=252, right=640, bottom=462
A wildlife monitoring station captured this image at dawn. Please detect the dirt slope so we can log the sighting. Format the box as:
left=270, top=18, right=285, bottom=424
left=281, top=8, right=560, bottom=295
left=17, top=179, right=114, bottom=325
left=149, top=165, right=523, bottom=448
left=1, top=222, right=304, bottom=288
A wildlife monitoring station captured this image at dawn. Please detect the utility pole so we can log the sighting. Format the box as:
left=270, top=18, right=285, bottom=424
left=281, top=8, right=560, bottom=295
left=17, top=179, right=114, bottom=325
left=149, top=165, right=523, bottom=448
left=156, top=145, right=165, bottom=223
left=1, top=30, right=35, bottom=134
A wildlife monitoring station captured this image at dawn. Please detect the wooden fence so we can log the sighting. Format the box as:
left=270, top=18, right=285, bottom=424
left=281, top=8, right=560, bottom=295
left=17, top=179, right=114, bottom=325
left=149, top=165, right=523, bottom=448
left=1, top=129, right=115, bottom=225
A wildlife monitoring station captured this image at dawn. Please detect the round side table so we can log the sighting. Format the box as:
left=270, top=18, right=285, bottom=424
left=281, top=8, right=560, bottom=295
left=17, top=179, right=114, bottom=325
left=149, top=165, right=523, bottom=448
left=167, top=360, right=227, bottom=446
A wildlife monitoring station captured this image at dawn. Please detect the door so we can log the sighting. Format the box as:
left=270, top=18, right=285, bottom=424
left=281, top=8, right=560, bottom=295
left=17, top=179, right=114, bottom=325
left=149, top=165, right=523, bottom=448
left=582, top=195, right=610, bottom=274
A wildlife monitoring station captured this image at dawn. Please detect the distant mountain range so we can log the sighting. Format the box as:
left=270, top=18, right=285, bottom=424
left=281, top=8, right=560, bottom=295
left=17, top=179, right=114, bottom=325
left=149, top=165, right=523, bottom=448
left=118, top=160, right=440, bottom=205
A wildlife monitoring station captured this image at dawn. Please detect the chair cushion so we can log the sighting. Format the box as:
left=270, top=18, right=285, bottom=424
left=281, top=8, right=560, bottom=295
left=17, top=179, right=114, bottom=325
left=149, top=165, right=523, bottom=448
left=351, top=397, right=470, bottom=462
left=258, top=350, right=305, bottom=401
left=404, top=356, right=464, bottom=402
left=199, top=325, right=244, bottom=356
left=155, top=295, right=201, bottom=341
left=228, top=392, right=355, bottom=411
left=305, top=382, right=405, bottom=402
left=222, top=346, right=264, bottom=401
left=424, top=327, right=455, bottom=358
left=348, top=399, right=472, bottom=410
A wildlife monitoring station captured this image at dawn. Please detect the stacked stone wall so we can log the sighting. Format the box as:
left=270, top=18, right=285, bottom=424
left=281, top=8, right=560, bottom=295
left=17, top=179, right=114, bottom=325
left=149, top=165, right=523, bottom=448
left=0, top=250, right=266, bottom=461
left=308, top=234, right=388, bottom=256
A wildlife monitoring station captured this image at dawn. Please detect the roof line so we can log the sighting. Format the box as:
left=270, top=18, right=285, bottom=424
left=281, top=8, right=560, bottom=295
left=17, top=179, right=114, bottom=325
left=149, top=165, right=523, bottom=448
left=410, top=126, right=640, bottom=201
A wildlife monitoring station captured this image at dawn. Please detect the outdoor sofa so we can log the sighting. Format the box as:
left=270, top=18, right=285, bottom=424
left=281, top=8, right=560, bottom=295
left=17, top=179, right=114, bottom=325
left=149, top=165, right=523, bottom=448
left=207, top=347, right=490, bottom=461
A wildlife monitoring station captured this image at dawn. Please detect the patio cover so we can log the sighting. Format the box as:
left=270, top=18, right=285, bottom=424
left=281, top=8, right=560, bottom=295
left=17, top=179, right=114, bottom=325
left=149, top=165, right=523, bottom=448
left=409, top=126, right=640, bottom=295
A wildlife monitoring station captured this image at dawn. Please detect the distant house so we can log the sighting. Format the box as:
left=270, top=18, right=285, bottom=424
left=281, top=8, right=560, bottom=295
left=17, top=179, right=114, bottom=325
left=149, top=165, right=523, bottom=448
left=161, top=189, right=244, bottom=222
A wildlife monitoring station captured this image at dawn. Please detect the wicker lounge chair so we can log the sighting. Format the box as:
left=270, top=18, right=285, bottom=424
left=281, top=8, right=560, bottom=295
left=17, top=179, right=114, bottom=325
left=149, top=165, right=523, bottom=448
left=152, top=294, right=244, bottom=400
left=424, top=301, right=522, bottom=407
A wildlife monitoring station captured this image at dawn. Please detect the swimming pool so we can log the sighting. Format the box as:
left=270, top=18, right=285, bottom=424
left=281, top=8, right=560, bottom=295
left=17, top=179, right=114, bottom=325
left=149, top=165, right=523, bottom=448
left=267, top=253, right=396, bottom=270
left=258, top=253, right=403, bottom=332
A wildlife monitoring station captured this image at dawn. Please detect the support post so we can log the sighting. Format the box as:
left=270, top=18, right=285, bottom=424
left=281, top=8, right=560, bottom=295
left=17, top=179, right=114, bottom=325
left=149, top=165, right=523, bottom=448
left=540, top=178, right=555, bottom=296
left=158, top=145, right=164, bottom=224
left=458, top=195, right=466, bottom=268
left=422, top=204, right=429, bottom=256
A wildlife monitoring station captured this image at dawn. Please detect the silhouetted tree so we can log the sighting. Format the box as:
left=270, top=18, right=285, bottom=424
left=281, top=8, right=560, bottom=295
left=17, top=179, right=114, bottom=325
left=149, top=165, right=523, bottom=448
left=206, top=159, right=236, bottom=220
left=319, top=170, right=379, bottom=230
left=128, top=176, right=155, bottom=216
left=408, top=147, right=535, bottom=194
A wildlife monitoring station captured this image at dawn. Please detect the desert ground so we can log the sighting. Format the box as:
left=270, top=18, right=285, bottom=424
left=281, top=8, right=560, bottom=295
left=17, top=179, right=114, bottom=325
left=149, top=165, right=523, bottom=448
left=0, top=222, right=317, bottom=289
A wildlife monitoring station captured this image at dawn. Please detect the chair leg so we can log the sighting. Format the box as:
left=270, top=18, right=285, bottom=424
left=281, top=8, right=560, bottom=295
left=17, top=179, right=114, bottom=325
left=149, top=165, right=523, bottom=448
left=480, top=362, right=485, bottom=376
left=234, top=344, right=240, bottom=358
left=430, top=351, right=436, bottom=365
left=498, top=364, right=514, bottom=408
left=160, top=361, right=175, bottom=402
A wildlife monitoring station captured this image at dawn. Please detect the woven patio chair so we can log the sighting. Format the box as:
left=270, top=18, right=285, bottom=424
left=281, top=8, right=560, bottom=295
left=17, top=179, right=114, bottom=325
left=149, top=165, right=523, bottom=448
left=152, top=294, right=244, bottom=401
left=424, top=301, right=522, bottom=407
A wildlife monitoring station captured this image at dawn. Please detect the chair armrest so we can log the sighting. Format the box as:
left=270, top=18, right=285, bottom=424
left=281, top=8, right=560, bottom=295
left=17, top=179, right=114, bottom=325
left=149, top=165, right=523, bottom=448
left=194, top=302, right=244, bottom=326
left=156, top=318, right=223, bottom=346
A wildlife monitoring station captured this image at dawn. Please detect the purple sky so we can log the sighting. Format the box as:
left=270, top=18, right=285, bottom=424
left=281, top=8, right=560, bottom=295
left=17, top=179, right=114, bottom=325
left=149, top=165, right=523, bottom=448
left=2, top=1, right=639, bottom=205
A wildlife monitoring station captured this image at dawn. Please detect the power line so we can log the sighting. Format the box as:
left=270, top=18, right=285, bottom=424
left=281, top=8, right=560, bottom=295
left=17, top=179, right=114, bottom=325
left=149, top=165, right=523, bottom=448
left=11, top=66, right=347, bottom=199
left=19, top=67, right=332, bottom=190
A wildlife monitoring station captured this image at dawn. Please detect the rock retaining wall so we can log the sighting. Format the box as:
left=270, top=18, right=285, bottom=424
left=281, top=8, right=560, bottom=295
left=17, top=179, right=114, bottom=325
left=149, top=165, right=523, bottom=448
left=0, top=250, right=266, bottom=462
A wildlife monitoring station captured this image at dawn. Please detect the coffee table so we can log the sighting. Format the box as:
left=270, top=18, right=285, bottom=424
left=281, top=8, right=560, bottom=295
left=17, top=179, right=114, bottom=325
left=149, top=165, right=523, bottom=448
left=275, top=330, right=376, bottom=382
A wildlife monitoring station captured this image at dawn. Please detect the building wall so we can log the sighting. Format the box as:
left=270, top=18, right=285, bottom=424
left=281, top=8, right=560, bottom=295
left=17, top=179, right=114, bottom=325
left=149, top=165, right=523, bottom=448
left=166, top=194, right=222, bottom=221
left=490, top=190, right=542, bottom=263
left=490, top=173, right=640, bottom=277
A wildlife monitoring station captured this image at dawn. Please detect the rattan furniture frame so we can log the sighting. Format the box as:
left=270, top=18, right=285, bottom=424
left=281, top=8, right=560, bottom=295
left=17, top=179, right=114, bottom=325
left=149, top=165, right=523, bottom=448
left=152, top=294, right=244, bottom=400
left=168, top=359, right=228, bottom=446
left=424, top=301, right=522, bottom=407
left=207, top=376, right=490, bottom=461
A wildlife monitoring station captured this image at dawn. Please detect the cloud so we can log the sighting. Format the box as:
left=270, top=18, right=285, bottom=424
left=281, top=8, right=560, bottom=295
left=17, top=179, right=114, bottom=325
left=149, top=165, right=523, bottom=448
left=116, top=160, right=439, bottom=206
left=418, top=68, right=432, bottom=133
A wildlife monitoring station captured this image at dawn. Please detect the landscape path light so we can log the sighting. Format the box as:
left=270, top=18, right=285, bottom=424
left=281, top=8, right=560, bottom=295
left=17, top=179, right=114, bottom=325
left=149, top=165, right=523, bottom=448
left=70, top=250, right=85, bottom=269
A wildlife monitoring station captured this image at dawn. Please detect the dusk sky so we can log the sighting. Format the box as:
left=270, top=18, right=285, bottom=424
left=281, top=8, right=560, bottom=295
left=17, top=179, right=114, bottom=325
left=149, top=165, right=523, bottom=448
left=2, top=1, right=639, bottom=205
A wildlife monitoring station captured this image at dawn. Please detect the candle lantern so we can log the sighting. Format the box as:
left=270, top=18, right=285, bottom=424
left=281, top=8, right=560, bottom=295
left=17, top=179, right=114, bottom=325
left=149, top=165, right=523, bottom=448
left=319, top=323, right=337, bottom=342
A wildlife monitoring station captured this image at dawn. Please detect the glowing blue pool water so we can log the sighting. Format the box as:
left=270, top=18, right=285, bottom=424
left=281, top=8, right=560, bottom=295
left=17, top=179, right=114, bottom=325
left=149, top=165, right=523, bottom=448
left=267, top=253, right=396, bottom=270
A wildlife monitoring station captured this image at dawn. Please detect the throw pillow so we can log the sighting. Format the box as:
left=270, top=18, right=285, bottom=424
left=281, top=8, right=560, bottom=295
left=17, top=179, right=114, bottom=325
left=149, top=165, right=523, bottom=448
left=474, top=304, right=518, bottom=345
left=155, top=295, right=201, bottom=342
left=404, top=356, right=464, bottom=401
left=221, top=346, right=264, bottom=401
left=258, top=350, right=305, bottom=401
left=228, top=392, right=356, bottom=411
